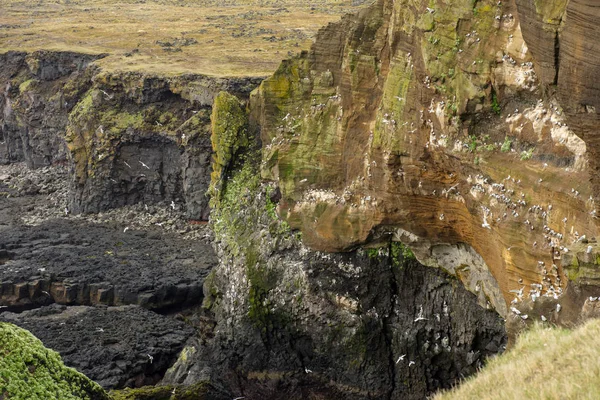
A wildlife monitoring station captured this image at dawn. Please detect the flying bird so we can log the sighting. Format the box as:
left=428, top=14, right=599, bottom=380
left=414, top=305, right=427, bottom=322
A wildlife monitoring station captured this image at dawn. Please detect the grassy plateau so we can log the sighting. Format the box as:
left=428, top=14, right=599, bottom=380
left=0, top=0, right=369, bottom=76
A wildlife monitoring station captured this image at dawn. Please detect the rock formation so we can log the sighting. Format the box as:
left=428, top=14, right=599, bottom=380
left=251, top=0, right=600, bottom=322
left=2, top=0, right=600, bottom=398
left=0, top=218, right=215, bottom=311
left=1, top=51, right=261, bottom=220
left=1, top=305, right=194, bottom=389
left=175, top=0, right=600, bottom=397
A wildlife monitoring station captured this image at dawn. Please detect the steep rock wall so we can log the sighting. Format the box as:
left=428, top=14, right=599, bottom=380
left=251, top=0, right=600, bottom=319
left=66, top=72, right=261, bottom=218
left=161, top=108, right=506, bottom=398
left=0, top=51, right=262, bottom=220
left=0, top=51, right=103, bottom=167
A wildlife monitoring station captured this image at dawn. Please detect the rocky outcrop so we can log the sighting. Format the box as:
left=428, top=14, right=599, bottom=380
left=159, top=96, right=506, bottom=399
left=0, top=51, right=262, bottom=220
left=250, top=0, right=600, bottom=322
left=0, top=51, right=103, bottom=167
left=65, top=72, right=261, bottom=219
left=159, top=0, right=600, bottom=397
left=3, top=0, right=600, bottom=398
left=0, top=218, right=215, bottom=311
left=0, top=321, right=109, bottom=400
left=167, top=244, right=505, bottom=399
left=1, top=305, right=194, bottom=389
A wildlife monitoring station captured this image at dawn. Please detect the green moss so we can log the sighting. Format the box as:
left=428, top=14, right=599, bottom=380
left=0, top=322, right=108, bottom=400
left=109, top=382, right=210, bottom=400
left=209, top=91, right=250, bottom=199
left=419, top=0, right=496, bottom=115
left=210, top=153, right=261, bottom=254
left=365, top=247, right=380, bottom=259
left=501, top=136, right=512, bottom=152
left=69, top=90, right=95, bottom=126
left=103, top=110, right=145, bottom=136
left=534, top=0, right=568, bottom=25
left=110, top=386, right=174, bottom=400
left=417, top=12, right=436, bottom=31
left=364, top=242, right=414, bottom=267
left=392, top=241, right=415, bottom=264
left=491, top=90, right=501, bottom=115
left=520, top=148, right=534, bottom=160
left=18, top=79, right=35, bottom=93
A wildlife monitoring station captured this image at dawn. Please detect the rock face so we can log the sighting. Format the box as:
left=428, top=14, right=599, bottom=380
left=0, top=51, right=103, bottom=167
left=160, top=97, right=506, bottom=399
left=0, top=321, right=109, bottom=400
left=251, top=0, right=600, bottom=319
left=3, top=0, right=600, bottom=398
left=170, top=206, right=505, bottom=399
left=168, top=0, right=600, bottom=397
left=1, top=305, right=194, bottom=389
left=65, top=71, right=261, bottom=219
left=0, top=50, right=262, bottom=220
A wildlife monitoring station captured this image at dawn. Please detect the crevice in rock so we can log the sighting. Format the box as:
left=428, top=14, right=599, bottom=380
left=553, top=19, right=562, bottom=86
left=383, top=238, right=399, bottom=400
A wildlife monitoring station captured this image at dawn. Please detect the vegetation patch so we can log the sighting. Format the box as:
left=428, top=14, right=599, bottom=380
left=209, top=91, right=251, bottom=200
left=109, top=381, right=211, bottom=400
left=435, top=320, right=600, bottom=399
left=0, top=322, right=108, bottom=400
left=0, top=0, right=369, bottom=76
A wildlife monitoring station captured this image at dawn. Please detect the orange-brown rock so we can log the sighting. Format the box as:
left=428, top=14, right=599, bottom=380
left=252, top=0, right=600, bottom=316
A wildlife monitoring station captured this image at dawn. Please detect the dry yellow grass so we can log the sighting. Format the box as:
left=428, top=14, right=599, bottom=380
left=0, top=0, right=369, bottom=76
left=435, top=320, right=600, bottom=400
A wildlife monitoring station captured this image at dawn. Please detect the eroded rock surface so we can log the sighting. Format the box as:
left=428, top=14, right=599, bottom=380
left=0, top=51, right=103, bottom=167
left=0, top=50, right=262, bottom=220
left=1, top=305, right=194, bottom=389
left=161, top=114, right=506, bottom=399
left=2, top=0, right=600, bottom=398
left=0, top=218, right=215, bottom=310
left=251, top=0, right=600, bottom=320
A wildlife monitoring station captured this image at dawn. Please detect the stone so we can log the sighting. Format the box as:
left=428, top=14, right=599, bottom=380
left=1, top=305, right=194, bottom=389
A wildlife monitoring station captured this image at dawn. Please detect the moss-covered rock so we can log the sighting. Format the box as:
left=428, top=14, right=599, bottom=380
left=0, top=322, right=109, bottom=400
left=109, top=382, right=210, bottom=400
left=209, top=91, right=250, bottom=199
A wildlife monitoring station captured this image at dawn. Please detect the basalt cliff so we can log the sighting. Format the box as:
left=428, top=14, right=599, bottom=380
left=2, top=0, right=600, bottom=399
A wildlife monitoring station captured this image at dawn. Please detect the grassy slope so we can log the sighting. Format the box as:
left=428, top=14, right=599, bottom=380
left=436, top=320, right=600, bottom=400
left=0, top=0, right=368, bottom=76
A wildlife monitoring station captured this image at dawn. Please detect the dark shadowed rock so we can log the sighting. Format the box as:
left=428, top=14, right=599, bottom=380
left=1, top=304, right=194, bottom=389
left=0, top=218, right=216, bottom=310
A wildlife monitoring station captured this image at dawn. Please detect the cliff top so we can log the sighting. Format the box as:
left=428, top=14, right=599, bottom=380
left=0, top=0, right=368, bottom=77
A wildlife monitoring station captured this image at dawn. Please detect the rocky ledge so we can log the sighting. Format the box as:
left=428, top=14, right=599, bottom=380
left=0, top=219, right=214, bottom=311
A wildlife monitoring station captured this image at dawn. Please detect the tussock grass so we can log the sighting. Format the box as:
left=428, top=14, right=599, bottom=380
left=435, top=319, right=600, bottom=400
left=0, top=0, right=368, bottom=76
